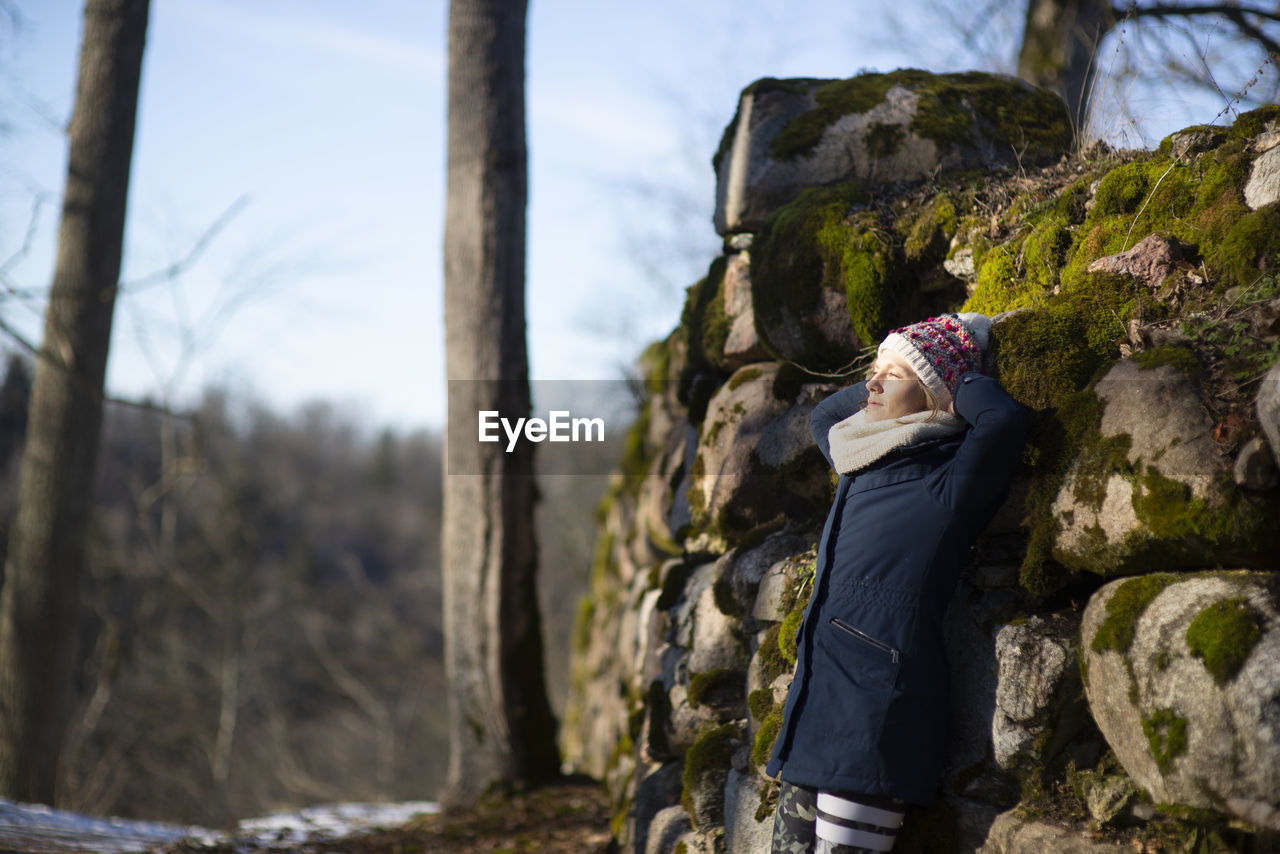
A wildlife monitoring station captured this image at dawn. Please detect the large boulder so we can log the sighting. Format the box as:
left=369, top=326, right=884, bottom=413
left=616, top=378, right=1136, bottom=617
left=1050, top=358, right=1269, bottom=574
left=714, top=70, right=1071, bottom=234
left=686, top=364, right=830, bottom=545
left=1081, top=571, right=1280, bottom=829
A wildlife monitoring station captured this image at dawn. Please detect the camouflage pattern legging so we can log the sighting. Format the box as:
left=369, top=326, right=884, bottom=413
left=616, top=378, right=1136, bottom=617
left=770, top=781, right=904, bottom=854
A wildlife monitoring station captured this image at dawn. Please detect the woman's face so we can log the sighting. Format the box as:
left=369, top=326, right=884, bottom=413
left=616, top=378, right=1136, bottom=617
left=865, top=349, right=929, bottom=422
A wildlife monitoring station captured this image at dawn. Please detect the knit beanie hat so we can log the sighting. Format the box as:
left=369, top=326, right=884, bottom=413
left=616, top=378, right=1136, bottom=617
left=877, top=312, right=991, bottom=400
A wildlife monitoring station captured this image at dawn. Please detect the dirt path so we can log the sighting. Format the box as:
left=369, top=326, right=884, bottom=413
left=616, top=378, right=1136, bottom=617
left=161, top=777, right=616, bottom=854
left=293, top=778, right=614, bottom=854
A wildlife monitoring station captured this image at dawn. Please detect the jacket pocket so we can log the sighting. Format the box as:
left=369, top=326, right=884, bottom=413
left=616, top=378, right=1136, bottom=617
left=806, top=617, right=902, bottom=750
left=829, top=618, right=901, bottom=664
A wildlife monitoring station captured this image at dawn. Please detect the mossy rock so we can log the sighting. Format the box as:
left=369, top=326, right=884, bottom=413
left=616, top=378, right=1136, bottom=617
left=761, top=69, right=1069, bottom=166
left=1080, top=571, right=1280, bottom=829
left=714, top=69, right=1071, bottom=234
left=681, top=723, right=741, bottom=830
left=1045, top=359, right=1280, bottom=584
left=685, top=363, right=831, bottom=543
left=1184, top=597, right=1263, bottom=685
left=749, top=183, right=964, bottom=373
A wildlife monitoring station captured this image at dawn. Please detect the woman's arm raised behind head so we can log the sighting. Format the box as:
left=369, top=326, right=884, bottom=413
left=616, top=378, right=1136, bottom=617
left=810, top=381, right=870, bottom=470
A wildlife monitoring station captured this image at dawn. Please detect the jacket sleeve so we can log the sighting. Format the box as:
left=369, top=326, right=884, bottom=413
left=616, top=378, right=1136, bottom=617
left=929, top=371, right=1031, bottom=513
left=810, top=381, right=869, bottom=470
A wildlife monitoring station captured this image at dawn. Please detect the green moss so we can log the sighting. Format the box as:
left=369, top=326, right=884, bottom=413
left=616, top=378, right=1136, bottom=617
left=681, top=255, right=732, bottom=372
left=1054, top=173, right=1101, bottom=224
left=748, top=688, right=775, bottom=722
left=967, top=241, right=1038, bottom=314
left=1133, top=344, right=1201, bottom=378
left=727, top=365, right=762, bottom=391
left=864, top=120, right=906, bottom=158
left=909, top=70, right=1070, bottom=157
left=899, top=192, right=957, bottom=267
left=1091, top=160, right=1158, bottom=215
left=1142, top=708, right=1188, bottom=773
left=1069, top=429, right=1132, bottom=512
left=1022, top=214, right=1072, bottom=295
left=767, top=70, right=1069, bottom=164
left=769, top=74, right=905, bottom=160
left=647, top=517, right=682, bottom=558
left=778, top=608, right=803, bottom=666
left=1185, top=598, right=1263, bottom=685
left=681, top=723, right=739, bottom=826
left=747, top=179, right=955, bottom=373
left=980, top=271, right=1132, bottom=410
left=1230, top=104, right=1280, bottom=141
left=689, top=668, right=742, bottom=709
left=618, top=403, right=652, bottom=492
left=782, top=557, right=817, bottom=612
left=589, top=530, right=617, bottom=589
left=1214, top=205, right=1280, bottom=289
left=712, top=573, right=742, bottom=619
left=640, top=333, right=675, bottom=397
left=757, top=624, right=789, bottom=684
left=1131, top=468, right=1280, bottom=564
left=704, top=416, right=727, bottom=447
left=571, top=595, right=596, bottom=656
left=1091, top=573, right=1179, bottom=655
left=752, top=708, right=784, bottom=767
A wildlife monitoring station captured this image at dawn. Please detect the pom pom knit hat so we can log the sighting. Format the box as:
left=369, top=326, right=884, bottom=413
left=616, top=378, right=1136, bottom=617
left=877, top=313, right=991, bottom=400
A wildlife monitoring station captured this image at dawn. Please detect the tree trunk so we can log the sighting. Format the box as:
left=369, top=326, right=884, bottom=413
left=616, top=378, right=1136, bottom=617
left=1017, top=0, right=1115, bottom=135
left=0, top=0, right=150, bottom=804
left=441, top=0, right=558, bottom=808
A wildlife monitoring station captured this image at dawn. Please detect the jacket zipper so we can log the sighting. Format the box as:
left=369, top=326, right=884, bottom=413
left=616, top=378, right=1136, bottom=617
left=829, top=617, right=900, bottom=663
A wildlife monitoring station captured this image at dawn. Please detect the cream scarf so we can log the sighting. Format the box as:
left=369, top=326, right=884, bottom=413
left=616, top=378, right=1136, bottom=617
left=828, top=408, right=966, bottom=476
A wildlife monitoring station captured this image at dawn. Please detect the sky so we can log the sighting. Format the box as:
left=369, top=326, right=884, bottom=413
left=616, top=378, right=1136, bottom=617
left=0, top=0, right=1250, bottom=433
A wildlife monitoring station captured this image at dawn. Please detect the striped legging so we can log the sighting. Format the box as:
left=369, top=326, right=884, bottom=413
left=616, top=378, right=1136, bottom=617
left=771, top=781, right=905, bottom=853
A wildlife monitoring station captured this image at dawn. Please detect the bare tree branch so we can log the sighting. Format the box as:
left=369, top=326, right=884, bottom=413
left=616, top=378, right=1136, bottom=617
left=116, top=194, right=252, bottom=294
left=1121, top=3, right=1280, bottom=26
left=1224, top=8, right=1280, bottom=58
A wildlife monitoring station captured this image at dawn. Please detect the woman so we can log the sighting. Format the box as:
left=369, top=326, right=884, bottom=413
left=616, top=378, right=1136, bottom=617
left=767, top=313, right=1030, bottom=853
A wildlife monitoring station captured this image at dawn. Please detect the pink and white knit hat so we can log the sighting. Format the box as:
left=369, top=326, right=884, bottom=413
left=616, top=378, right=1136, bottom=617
left=878, top=312, right=991, bottom=399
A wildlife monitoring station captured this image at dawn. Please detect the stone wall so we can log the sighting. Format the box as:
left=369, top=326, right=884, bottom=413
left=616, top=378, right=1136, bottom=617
left=563, top=70, right=1280, bottom=853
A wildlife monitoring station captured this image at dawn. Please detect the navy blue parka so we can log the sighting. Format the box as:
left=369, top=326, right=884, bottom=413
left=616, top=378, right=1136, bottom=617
left=765, top=371, right=1030, bottom=806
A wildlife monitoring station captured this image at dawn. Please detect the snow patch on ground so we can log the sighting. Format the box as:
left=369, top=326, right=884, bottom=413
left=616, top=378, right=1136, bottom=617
left=0, top=797, right=439, bottom=852
left=235, top=801, right=440, bottom=846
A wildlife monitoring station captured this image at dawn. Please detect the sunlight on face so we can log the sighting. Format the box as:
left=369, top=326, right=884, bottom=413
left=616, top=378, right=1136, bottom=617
left=865, top=349, right=928, bottom=422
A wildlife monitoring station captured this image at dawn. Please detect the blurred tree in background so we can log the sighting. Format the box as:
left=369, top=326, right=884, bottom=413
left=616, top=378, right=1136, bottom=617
left=0, top=350, right=617, bottom=825
left=0, top=0, right=149, bottom=805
